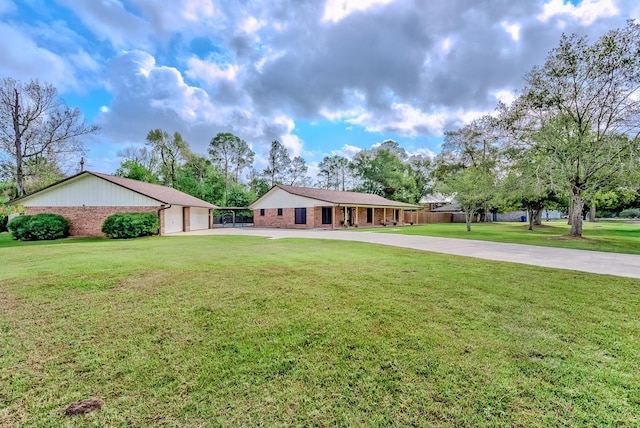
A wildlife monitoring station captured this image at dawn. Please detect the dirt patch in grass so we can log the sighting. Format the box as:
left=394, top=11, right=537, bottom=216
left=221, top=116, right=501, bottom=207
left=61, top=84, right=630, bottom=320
left=547, top=234, right=590, bottom=241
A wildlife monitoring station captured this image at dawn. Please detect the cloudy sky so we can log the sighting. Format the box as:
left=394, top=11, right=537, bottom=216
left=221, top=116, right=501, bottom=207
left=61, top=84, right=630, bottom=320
left=2, top=0, right=639, bottom=176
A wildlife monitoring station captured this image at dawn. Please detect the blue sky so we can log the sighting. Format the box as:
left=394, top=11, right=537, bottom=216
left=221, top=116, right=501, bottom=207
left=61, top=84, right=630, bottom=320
left=2, top=0, right=638, bottom=178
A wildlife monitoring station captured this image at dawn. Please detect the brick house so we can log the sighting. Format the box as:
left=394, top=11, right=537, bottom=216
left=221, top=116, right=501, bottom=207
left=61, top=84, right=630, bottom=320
left=9, top=171, right=218, bottom=236
left=250, top=185, right=419, bottom=229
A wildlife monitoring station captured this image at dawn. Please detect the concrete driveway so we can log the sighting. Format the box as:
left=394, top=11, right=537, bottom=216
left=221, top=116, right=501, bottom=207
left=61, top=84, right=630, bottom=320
left=175, top=227, right=640, bottom=279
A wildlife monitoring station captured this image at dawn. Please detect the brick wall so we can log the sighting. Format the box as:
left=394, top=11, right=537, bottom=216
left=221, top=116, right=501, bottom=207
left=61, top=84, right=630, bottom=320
left=253, top=208, right=317, bottom=229
left=24, top=206, right=160, bottom=237
left=254, top=206, right=407, bottom=229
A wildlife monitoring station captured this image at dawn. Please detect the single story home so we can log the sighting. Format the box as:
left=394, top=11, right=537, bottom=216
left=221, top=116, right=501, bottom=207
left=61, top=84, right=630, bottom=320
left=250, top=184, right=419, bottom=229
left=9, top=171, right=218, bottom=236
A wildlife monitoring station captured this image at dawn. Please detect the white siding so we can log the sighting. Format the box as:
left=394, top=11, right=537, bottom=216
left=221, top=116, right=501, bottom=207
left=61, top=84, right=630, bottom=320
left=252, top=188, right=324, bottom=209
left=190, top=207, right=209, bottom=231
left=20, top=174, right=160, bottom=207
left=164, top=205, right=184, bottom=233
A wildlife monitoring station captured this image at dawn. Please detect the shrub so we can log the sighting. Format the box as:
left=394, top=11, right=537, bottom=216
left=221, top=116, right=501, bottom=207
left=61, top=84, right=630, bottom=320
left=619, top=208, right=640, bottom=219
left=102, top=213, right=159, bottom=239
left=7, top=213, right=70, bottom=241
left=0, top=214, right=7, bottom=233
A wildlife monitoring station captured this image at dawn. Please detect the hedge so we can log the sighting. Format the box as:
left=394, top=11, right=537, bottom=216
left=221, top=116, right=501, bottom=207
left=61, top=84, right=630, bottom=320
left=619, top=208, right=640, bottom=219
left=7, top=213, right=70, bottom=241
left=102, top=212, right=159, bottom=239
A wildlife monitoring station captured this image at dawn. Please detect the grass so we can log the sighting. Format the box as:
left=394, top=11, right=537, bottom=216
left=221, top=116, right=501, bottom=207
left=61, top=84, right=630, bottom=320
left=371, top=220, right=640, bottom=254
left=1, top=234, right=639, bottom=426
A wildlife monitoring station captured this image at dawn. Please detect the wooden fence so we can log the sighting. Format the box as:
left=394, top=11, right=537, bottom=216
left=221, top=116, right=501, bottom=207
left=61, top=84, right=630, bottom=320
left=404, top=211, right=453, bottom=225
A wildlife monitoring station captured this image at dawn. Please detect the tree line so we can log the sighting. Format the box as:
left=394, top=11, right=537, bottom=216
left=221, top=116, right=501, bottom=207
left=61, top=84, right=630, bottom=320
left=1, top=21, right=640, bottom=237
left=436, top=20, right=640, bottom=236
left=113, top=130, right=434, bottom=208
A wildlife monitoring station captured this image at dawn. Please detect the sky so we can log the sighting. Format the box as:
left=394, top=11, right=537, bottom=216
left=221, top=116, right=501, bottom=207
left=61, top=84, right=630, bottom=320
left=2, top=0, right=639, bottom=178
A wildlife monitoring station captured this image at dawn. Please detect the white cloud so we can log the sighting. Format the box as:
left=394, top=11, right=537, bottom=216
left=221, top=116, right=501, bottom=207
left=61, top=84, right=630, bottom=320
left=492, top=89, right=516, bottom=106
left=239, top=15, right=265, bottom=34
left=348, top=102, right=448, bottom=136
left=322, top=0, right=397, bottom=23
left=271, top=115, right=303, bottom=157
left=501, top=21, right=521, bottom=41
left=186, top=58, right=241, bottom=83
left=331, top=144, right=362, bottom=159
left=0, top=22, right=80, bottom=91
left=538, top=0, right=619, bottom=25
left=409, top=147, right=437, bottom=159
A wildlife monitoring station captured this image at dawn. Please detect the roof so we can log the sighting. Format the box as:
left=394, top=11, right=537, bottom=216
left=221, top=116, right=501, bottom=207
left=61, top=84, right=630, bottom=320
left=256, top=184, right=419, bottom=208
left=430, top=203, right=461, bottom=212
left=420, top=193, right=453, bottom=204
left=10, top=171, right=217, bottom=209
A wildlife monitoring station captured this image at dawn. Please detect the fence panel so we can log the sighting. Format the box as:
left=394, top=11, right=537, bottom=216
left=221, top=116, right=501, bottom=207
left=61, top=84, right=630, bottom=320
left=404, top=212, right=453, bottom=224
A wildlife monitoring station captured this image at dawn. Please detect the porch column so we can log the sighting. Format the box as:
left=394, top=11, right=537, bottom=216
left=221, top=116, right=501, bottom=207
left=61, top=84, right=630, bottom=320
left=333, top=206, right=336, bottom=229
left=383, top=207, right=386, bottom=224
left=355, top=206, right=359, bottom=226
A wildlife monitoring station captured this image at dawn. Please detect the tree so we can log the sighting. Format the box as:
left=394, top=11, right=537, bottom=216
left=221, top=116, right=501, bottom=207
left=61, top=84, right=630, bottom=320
left=435, top=116, right=502, bottom=221
left=0, top=78, right=98, bottom=195
left=248, top=169, right=270, bottom=198
left=145, top=129, right=189, bottom=186
left=351, top=147, right=410, bottom=200
left=173, top=154, right=224, bottom=205
left=117, top=145, right=157, bottom=174
left=406, top=155, right=433, bottom=204
left=263, top=140, right=291, bottom=186
left=208, top=132, right=255, bottom=205
left=438, top=166, right=496, bottom=232
left=504, top=21, right=640, bottom=237
left=115, top=159, right=159, bottom=183
left=288, top=156, right=309, bottom=186
left=317, top=155, right=351, bottom=190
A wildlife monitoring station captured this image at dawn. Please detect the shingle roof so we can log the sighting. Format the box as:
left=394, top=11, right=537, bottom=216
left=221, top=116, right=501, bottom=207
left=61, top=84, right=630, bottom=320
left=11, top=171, right=217, bottom=209
left=274, top=185, right=419, bottom=208
left=89, top=172, right=217, bottom=208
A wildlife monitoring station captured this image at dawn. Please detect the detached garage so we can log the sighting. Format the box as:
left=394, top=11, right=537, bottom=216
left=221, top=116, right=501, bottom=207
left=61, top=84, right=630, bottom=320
left=9, top=171, right=218, bottom=236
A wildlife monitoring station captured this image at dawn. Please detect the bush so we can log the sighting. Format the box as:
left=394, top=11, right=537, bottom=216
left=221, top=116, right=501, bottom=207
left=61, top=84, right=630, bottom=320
left=102, top=213, right=159, bottom=239
left=0, top=214, right=7, bottom=233
left=7, top=213, right=70, bottom=241
left=619, top=208, right=640, bottom=219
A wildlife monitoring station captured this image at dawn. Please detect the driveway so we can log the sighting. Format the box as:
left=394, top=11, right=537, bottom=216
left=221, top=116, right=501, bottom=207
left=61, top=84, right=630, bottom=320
left=176, top=227, right=640, bottom=279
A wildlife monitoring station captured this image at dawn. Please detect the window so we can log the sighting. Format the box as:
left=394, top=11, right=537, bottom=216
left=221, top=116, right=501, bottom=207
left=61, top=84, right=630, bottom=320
left=277, top=208, right=283, bottom=216
left=322, top=207, right=332, bottom=224
left=367, top=208, right=373, bottom=223
left=294, top=208, right=307, bottom=224
left=260, top=209, right=265, bottom=216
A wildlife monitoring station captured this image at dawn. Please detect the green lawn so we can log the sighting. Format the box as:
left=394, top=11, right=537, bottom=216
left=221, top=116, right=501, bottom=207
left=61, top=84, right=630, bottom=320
left=1, top=234, right=639, bottom=426
left=371, top=220, right=640, bottom=254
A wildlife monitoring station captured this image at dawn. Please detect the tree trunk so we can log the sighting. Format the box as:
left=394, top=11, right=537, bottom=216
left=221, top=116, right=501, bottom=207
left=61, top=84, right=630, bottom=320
left=12, top=89, right=24, bottom=196
left=465, top=211, right=472, bottom=232
left=569, top=189, right=583, bottom=237
left=567, top=203, right=573, bottom=225
left=588, top=204, right=596, bottom=222
left=528, top=208, right=534, bottom=231
left=534, top=210, right=542, bottom=226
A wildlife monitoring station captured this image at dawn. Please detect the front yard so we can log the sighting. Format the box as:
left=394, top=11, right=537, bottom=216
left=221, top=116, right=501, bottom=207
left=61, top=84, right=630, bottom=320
left=1, top=234, right=639, bottom=426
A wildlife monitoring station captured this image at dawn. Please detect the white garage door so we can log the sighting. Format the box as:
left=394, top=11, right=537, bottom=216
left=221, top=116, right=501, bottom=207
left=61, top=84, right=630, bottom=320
left=164, top=205, right=184, bottom=234
left=190, top=207, right=210, bottom=231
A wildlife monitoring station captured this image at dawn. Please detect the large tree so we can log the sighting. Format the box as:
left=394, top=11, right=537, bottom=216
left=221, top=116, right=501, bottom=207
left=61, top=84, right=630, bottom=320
left=208, top=132, right=254, bottom=205
left=0, top=78, right=98, bottom=195
left=288, top=156, right=309, bottom=186
left=263, top=140, right=291, bottom=186
left=435, top=116, right=502, bottom=221
left=145, top=129, right=189, bottom=187
left=504, top=21, right=640, bottom=237
left=317, top=155, right=351, bottom=191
